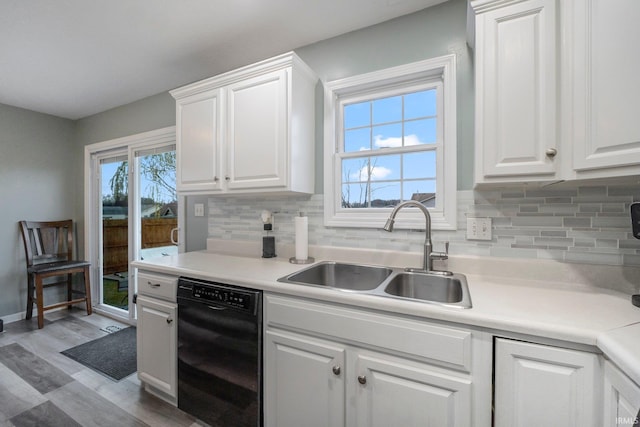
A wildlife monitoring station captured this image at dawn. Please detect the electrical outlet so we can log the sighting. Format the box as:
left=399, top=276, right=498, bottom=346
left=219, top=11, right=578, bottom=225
left=194, top=203, right=205, bottom=217
left=466, top=217, right=492, bottom=241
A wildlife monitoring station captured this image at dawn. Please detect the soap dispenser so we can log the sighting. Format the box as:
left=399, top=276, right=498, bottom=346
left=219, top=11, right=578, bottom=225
left=261, top=210, right=276, bottom=258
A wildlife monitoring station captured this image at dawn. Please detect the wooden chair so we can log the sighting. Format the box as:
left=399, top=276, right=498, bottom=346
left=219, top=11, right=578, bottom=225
left=19, top=220, right=92, bottom=329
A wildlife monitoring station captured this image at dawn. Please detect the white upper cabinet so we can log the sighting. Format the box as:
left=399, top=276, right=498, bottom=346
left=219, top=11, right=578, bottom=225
left=471, top=0, right=640, bottom=185
left=473, top=0, right=560, bottom=184
left=175, top=89, right=223, bottom=193
left=226, top=69, right=288, bottom=190
left=171, top=52, right=317, bottom=195
left=565, top=0, right=640, bottom=177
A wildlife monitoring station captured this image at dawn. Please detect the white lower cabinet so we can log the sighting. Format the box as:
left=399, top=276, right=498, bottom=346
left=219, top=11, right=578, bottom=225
left=135, top=270, right=178, bottom=404
left=494, top=337, right=601, bottom=427
left=136, top=295, right=177, bottom=401
left=353, top=350, right=471, bottom=427
left=603, top=361, right=640, bottom=427
left=264, top=294, right=489, bottom=427
left=264, top=329, right=345, bottom=427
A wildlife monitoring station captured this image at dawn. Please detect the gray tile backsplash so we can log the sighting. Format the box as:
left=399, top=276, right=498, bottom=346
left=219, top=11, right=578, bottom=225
left=207, top=184, right=640, bottom=266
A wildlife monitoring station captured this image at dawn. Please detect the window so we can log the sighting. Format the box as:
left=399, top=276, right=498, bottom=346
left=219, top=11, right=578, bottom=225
left=324, top=55, right=457, bottom=230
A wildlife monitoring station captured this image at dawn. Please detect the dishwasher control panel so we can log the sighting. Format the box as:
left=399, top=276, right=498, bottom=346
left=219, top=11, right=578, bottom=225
left=192, top=284, right=252, bottom=310
left=177, top=277, right=260, bottom=314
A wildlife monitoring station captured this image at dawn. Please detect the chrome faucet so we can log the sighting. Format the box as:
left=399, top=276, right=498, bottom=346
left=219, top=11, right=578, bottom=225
left=383, top=200, right=451, bottom=275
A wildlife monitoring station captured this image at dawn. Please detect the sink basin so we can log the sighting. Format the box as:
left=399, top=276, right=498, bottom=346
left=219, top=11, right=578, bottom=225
left=383, top=272, right=472, bottom=308
left=278, top=261, right=392, bottom=291
left=278, top=261, right=472, bottom=309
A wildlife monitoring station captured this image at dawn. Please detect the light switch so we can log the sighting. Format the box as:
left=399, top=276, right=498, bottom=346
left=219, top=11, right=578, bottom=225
left=194, top=203, right=205, bottom=217
left=466, top=217, right=492, bottom=241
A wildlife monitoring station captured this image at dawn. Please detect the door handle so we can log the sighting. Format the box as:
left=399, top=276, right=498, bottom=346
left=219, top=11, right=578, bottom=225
left=171, top=227, right=179, bottom=245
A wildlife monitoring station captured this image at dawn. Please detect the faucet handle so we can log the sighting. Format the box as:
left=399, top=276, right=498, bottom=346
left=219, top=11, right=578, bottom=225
left=430, top=241, right=449, bottom=261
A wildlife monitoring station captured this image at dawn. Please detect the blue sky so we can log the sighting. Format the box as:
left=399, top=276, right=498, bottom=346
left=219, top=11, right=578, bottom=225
left=341, top=89, right=437, bottom=205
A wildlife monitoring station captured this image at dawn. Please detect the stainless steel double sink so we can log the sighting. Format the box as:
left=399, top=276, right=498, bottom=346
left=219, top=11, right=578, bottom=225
left=277, top=261, right=472, bottom=309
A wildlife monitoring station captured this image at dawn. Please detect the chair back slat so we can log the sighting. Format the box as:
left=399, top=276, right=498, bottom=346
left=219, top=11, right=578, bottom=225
left=19, top=220, right=74, bottom=268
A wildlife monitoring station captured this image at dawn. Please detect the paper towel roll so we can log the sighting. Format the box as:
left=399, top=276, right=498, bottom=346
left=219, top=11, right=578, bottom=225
left=294, top=215, right=308, bottom=261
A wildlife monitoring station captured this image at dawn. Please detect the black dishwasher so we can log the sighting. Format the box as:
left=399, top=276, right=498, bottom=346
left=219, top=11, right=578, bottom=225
left=177, top=277, right=262, bottom=427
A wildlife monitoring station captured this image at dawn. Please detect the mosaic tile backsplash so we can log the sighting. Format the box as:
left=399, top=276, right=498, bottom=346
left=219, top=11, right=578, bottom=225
left=208, top=184, right=640, bottom=267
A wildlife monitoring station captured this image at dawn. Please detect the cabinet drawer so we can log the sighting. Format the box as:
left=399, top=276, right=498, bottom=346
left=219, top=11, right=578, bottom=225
left=265, top=294, right=472, bottom=372
left=137, top=271, right=178, bottom=302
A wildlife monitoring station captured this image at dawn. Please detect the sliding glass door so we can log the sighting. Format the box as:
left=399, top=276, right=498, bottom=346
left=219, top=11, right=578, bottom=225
left=99, top=153, right=130, bottom=313
left=133, top=146, right=178, bottom=264
left=86, top=127, right=179, bottom=323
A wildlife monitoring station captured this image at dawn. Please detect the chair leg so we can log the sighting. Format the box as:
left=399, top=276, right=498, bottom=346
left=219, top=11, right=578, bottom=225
left=67, top=273, right=73, bottom=310
left=25, top=274, right=34, bottom=320
left=35, top=276, right=44, bottom=329
left=83, top=266, right=92, bottom=316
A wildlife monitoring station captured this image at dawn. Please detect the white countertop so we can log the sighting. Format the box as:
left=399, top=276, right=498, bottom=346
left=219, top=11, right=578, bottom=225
left=132, top=247, right=640, bottom=384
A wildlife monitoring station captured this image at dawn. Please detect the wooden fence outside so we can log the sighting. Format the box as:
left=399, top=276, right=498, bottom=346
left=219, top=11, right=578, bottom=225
left=103, top=218, right=177, bottom=275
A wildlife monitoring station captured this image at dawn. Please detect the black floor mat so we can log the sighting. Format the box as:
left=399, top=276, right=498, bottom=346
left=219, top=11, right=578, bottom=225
left=61, top=327, right=136, bottom=381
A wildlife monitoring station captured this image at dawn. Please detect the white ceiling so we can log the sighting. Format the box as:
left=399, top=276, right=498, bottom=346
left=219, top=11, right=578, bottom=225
left=0, top=0, right=447, bottom=120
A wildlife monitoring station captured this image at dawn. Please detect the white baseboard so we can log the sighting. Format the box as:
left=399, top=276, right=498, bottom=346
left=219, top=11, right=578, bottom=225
left=1, top=311, right=28, bottom=325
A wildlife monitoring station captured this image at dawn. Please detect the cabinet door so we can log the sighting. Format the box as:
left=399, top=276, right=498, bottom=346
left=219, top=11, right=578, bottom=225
left=603, top=361, right=640, bottom=427
left=264, top=329, right=346, bottom=427
left=226, top=69, right=288, bottom=190
left=136, top=295, right=177, bottom=399
left=353, top=351, right=471, bottom=427
left=494, top=338, right=600, bottom=427
left=474, top=0, right=559, bottom=182
left=176, top=90, right=222, bottom=192
left=570, top=0, right=640, bottom=173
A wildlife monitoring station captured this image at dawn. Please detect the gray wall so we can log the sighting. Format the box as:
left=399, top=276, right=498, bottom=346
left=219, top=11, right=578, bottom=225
left=74, top=91, right=175, bottom=147
left=296, top=0, right=474, bottom=191
left=0, top=104, right=76, bottom=316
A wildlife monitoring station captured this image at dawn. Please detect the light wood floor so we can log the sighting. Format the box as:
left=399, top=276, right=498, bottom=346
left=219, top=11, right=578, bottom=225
left=0, top=308, right=200, bottom=427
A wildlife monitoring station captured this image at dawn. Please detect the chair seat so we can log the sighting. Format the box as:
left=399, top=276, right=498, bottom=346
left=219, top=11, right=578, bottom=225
left=28, top=260, right=91, bottom=274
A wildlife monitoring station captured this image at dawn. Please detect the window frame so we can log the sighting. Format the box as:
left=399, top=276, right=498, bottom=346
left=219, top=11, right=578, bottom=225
left=323, top=54, right=457, bottom=230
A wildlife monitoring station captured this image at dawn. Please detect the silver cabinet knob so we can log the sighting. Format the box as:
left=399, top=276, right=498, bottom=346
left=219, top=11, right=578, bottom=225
left=545, top=148, right=558, bottom=158
left=332, top=366, right=341, bottom=376
left=357, top=375, right=367, bottom=385
left=225, top=176, right=230, bottom=181
left=166, top=318, right=173, bottom=324
left=214, top=176, right=219, bottom=182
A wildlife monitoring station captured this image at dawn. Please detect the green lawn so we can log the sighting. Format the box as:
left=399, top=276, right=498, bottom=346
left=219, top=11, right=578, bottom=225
left=102, top=279, right=128, bottom=310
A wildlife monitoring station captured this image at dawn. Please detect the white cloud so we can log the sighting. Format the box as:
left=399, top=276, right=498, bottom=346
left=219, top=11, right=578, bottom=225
left=350, top=165, right=392, bottom=181
left=374, top=133, right=423, bottom=148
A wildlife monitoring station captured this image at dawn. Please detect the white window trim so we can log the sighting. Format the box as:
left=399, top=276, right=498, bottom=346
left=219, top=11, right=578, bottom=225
left=323, top=54, right=457, bottom=230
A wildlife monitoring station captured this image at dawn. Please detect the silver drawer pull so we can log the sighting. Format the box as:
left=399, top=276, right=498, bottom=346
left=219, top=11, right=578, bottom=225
left=147, top=281, right=161, bottom=288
